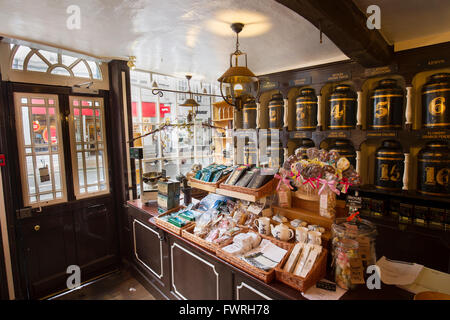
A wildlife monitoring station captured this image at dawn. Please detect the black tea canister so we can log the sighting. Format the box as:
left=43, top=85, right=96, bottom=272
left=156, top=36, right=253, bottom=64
left=417, top=140, right=450, bottom=197
left=295, top=88, right=317, bottom=130
left=422, top=73, right=450, bottom=129
left=370, top=79, right=404, bottom=130
left=329, top=84, right=357, bottom=130
left=328, top=139, right=356, bottom=167
left=375, top=140, right=404, bottom=191
left=268, top=93, right=284, bottom=129
left=242, top=98, right=257, bottom=129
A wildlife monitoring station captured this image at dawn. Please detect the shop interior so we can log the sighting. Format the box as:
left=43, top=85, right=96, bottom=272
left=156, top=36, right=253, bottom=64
left=0, top=0, right=449, bottom=301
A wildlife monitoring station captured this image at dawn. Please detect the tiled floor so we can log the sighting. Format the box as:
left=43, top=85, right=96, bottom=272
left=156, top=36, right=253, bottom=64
left=54, top=269, right=155, bottom=300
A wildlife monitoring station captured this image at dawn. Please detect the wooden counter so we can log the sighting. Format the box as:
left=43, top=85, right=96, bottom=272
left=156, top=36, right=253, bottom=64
left=126, top=199, right=414, bottom=300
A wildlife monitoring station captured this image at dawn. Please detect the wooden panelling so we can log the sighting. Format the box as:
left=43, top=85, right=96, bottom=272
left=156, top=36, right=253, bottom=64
left=74, top=199, right=119, bottom=281
left=169, top=236, right=233, bottom=300
left=20, top=211, right=77, bottom=299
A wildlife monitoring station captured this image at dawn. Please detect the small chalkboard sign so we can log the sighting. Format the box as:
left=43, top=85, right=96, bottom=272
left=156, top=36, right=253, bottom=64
left=316, top=281, right=336, bottom=291
left=346, top=195, right=362, bottom=208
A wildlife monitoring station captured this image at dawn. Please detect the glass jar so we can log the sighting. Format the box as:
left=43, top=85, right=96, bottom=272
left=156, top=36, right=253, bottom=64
left=332, top=218, right=377, bottom=270
left=333, top=238, right=359, bottom=290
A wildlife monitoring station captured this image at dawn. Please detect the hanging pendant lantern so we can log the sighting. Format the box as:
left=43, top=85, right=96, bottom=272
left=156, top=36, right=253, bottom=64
left=179, top=75, right=199, bottom=122
left=218, top=23, right=260, bottom=111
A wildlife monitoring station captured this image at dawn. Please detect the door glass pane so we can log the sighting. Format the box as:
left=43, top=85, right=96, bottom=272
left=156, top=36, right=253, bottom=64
left=70, top=96, right=109, bottom=197
left=21, top=107, right=31, bottom=145
left=15, top=93, right=66, bottom=206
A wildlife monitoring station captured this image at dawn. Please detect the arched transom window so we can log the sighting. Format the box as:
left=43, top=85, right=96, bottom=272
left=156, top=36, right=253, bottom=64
left=10, top=44, right=102, bottom=80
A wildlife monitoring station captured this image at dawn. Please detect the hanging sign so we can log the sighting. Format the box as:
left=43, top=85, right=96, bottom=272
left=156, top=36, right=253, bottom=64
left=39, top=165, right=50, bottom=183
left=160, top=104, right=171, bottom=116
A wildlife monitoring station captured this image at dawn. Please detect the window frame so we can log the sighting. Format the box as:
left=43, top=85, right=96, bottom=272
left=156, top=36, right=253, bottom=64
left=13, top=92, right=68, bottom=208
left=68, top=96, right=110, bottom=199
left=130, top=73, right=216, bottom=191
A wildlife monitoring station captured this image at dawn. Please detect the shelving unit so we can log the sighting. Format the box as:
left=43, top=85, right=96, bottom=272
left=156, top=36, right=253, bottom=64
left=212, top=101, right=234, bottom=166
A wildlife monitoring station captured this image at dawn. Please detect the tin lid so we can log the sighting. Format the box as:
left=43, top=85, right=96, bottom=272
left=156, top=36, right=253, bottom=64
left=377, top=78, right=398, bottom=86
left=428, top=73, right=450, bottom=82
left=333, top=139, right=351, bottom=146
left=334, top=84, right=352, bottom=91
left=332, top=217, right=377, bottom=239
left=300, top=88, right=315, bottom=95
left=271, top=92, right=284, bottom=100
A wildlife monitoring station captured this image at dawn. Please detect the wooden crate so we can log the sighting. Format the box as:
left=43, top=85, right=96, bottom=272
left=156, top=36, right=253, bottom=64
left=188, top=174, right=230, bottom=193
left=271, top=206, right=332, bottom=247
left=154, top=206, right=192, bottom=236
left=275, top=248, right=328, bottom=292
left=216, top=178, right=276, bottom=202
left=216, top=230, right=293, bottom=283
left=181, top=224, right=243, bottom=253
left=292, top=195, right=348, bottom=218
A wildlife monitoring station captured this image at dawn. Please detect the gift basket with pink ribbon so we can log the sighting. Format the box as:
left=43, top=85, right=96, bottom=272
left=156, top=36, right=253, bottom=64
left=276, top=147, right=361, bottom=219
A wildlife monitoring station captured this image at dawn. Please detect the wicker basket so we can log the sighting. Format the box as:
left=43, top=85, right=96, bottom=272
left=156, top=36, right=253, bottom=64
left=274, top=248, right=328, bottom=292
left=216, top=230, right=293, bottom=283
left=154, top=206, right=193, bottom=236
left=181, top=224, right=243, bottom=253
left=189, top=174, right=230, bottom=193
left=216, top=178, right=276, bottom=201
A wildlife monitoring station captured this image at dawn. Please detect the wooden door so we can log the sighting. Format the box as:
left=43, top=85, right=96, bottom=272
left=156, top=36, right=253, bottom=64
left=8, top=85, right=119, bottom=299
left=18, top=204, right=77, bottom=299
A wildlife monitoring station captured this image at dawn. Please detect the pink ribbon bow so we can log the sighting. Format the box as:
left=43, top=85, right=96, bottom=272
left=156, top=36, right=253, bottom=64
left=340, top=178, right=352, bottom=194
left=275, top=174, right=294, bottom=191
left=302, top=177, right=318, bottom=189
left=318, top=178, right=341, bottom=196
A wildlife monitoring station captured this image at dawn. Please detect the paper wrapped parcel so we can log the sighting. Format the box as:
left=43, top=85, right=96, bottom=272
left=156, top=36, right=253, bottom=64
left=241, top=239, right=287, bottom=271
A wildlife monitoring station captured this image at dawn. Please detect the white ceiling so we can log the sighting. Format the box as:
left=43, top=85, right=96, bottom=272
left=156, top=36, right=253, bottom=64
left=0, top=0, right=348, bottom=82
left=353, top=0, right=450, bottom=51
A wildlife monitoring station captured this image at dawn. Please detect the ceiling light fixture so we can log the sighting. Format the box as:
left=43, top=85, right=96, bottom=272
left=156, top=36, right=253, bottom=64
left=179, top=75, right=200, bottom=121
left=218, top=22, right=260, bottom=111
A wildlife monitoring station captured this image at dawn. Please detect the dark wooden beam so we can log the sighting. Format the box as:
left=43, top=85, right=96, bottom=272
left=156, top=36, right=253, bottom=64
left=276, top=0, right=393, bottom=67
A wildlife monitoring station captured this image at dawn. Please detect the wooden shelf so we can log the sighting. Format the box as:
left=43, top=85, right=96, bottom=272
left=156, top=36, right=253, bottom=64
left=189, top=180, right=217, bottom=193
left=213, top=118, right=233, bottom=122
left=271, top=206, right=333, bottom=246
left=353, top=185, right=450, bottom=204
left=271, top=206, right=334, bottom=229
left=215, top=187, right=268, bottom=202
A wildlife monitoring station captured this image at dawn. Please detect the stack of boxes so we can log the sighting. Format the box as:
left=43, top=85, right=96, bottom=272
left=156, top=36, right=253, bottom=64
left=157, top=179, right=180, bottom=214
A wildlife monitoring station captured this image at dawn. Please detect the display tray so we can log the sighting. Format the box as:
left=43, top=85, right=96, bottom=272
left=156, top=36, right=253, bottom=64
left=189, top=174, right=230, bottom=193
left=181, top=224, right=244, bottom=253
left=154, top=206, right=192, bottom=236
left=216, top=178, right=276, bottom=202
left=215, top=230, right=293, bottom=284
left=275, top=248, right=328, bottom=293
left=271, top=206, right=332, bottom=247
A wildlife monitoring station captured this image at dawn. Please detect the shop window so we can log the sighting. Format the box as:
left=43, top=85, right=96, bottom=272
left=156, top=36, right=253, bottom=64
left=130, top=71, right=215, bottom=194
left=69, top=96, right=109, bottom=198
left=14, top=93, right=67, bottom=207
left=10, top=44, right=102, bottom=80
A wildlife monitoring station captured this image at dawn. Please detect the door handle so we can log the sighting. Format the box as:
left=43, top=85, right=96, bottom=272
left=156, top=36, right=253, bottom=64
left=34, top=225, right=40, bottom=231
